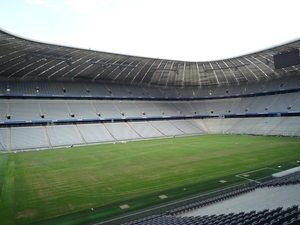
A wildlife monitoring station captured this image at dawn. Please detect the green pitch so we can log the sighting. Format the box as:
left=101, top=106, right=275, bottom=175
left=0, top=134, right=299, bottom=225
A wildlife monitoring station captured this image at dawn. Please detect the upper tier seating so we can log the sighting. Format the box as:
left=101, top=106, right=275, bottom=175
left=1, top=73, right=300, bottom=98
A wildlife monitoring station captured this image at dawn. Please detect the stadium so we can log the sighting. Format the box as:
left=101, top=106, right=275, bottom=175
left=1, top=20, right=300, bottom=225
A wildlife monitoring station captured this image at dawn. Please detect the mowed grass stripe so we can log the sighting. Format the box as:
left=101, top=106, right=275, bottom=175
left=0, top=134, right=299, bottom=225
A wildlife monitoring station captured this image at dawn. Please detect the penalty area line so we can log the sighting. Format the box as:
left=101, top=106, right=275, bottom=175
left=235, top=174, right=256, bottom=182
left=235, top=167, right=281, bottom=183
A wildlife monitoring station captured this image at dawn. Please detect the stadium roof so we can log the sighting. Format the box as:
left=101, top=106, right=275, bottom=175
left=0, top=28, right=300, bottom=87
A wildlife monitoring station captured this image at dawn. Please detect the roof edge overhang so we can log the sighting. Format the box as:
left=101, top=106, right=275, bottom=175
left=2, top=26, right=300, bottom=63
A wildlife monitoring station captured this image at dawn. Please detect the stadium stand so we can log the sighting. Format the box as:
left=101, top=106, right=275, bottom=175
left=1, top=27, right=300, bottom=225
left=134, top=102, right=162, bottom=117
left=142, top=86, right=164, bottom=97
left=2, top=91, right=300, bottom=123
left=104, top=123, right=141, bottom=141
left=9, top=101, right=41, bottom=120
left=82, top=82, right=110, bottom=96
left=165, top=187, right=256, bottom=216
left=200, top=117, right=300, bottom=136
left=257, top=171, right=300, bottom=188
left=106, top=83, right=130, bottom=97
left=114, top=102, right=144, bottom=117
left=1, top=109, right=300, bottom=151
left=68, top=101, right=99, bottom=119
left=93, top=102, right=123, bottom=118
left=0, top=101, right=9, bottom=121
left=150, top=121, right=184, bottom=136
left=152, top=102, right=179, bottom=116
left=116, top=171, right=300, bottom=225
left=40, top=101, right=71, bottom=120
left=10, top=126, right=48, bottom=150
left=46, top=125, right=85, bottom=147
left=169, top=120, right=204, bottom=135
left=169, top=102, right=195, bottom=115
left=77, top=124, right=115, bottom=143
left=1, top=74, right=300, bottom=99
left=128, top=122, right=163, bottom=139
left=123, top=84, right=145, bottom=96
left=0, top=127, right=9, bottom=151
left=121, top=205, right=300, bottom=225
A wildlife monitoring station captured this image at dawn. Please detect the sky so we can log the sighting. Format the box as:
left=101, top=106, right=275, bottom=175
left=0, top=0, right=300, bottom=61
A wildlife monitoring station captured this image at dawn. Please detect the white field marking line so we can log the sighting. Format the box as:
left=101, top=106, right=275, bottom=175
left=235, top=174, right=256, bottom=182
left=235, top=167, right=282, bottom=182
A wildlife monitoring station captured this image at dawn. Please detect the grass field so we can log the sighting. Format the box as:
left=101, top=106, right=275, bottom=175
left=0, top=134, right=299, bottom=225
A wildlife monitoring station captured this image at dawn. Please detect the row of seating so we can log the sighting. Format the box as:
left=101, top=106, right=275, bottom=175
left=2, top=91, right=300, bottom=122
left=256, top=171, right=300, bottom=188
left=163, top=173, right=300, bottom=219
left=1, top=74, right=299, bottom=98
left=165, top=187, right=255, bottom=216
left=120, top=173, right=300, bottom=225
left=122, top=205, right=300, bottom=225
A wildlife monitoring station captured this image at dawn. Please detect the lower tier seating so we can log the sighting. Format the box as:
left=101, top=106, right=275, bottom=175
left=1, top=117, right=300, bottom=151
left=122, top=205, right=300, bottom=225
